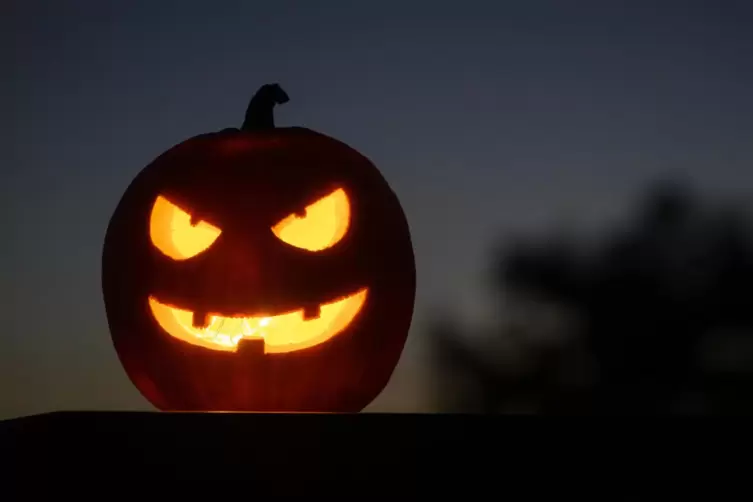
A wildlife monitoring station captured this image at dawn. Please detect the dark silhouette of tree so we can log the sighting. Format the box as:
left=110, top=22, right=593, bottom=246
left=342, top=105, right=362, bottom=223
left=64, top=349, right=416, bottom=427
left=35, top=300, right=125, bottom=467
left=430, top=180, right=753, bottom=414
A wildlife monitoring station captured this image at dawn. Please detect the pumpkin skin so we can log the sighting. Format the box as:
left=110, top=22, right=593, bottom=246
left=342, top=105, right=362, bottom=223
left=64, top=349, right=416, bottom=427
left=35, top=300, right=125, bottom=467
left=102, top=92, right=415, bottom=412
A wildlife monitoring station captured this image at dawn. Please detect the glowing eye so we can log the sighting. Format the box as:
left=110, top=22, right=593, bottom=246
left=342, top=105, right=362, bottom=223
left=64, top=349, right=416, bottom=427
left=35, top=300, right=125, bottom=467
left=149, top=196, right=222, bottom=260
left=272, top=188, right=350, bottom=251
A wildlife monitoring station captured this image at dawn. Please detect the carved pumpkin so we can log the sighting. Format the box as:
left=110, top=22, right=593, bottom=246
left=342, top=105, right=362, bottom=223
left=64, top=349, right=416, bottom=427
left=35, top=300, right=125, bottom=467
left=102, top=84, right=415, bottom=412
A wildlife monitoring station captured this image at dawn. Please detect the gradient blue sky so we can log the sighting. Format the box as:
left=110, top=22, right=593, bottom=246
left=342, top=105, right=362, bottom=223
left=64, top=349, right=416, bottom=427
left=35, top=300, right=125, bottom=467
left=4, top=0, right=753, bottom=417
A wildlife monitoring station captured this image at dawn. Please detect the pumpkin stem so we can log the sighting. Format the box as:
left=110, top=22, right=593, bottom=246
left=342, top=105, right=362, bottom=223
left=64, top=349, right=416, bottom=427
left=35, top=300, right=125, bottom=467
left=241, top=83, right=290, bottom=130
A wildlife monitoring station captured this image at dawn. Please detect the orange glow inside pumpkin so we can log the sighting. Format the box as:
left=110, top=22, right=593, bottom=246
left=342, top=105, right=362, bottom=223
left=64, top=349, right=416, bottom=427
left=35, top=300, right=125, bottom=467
left=147, top=188, right=363, bottom=353
left=272, top=188, right=350, bottom=251
left=148, top=288, right=368, bottom=353
left=149, top=188, right=351, bottom=259
left=150, top=196, right=222, bottom=260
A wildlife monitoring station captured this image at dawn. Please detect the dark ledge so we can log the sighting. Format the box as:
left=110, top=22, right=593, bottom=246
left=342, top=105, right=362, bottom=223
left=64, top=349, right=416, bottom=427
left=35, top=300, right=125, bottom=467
left=2, top=411, right=747, bottom=496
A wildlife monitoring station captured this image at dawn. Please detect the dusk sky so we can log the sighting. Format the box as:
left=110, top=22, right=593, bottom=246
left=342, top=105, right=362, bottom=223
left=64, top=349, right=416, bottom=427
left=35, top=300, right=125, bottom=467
left=4, top=1, right=753, bottom=418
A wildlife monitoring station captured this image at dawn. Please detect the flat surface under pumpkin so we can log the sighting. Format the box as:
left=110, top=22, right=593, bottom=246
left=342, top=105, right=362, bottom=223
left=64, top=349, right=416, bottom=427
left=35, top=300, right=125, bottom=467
left=3, top=411, right=747, bottom=498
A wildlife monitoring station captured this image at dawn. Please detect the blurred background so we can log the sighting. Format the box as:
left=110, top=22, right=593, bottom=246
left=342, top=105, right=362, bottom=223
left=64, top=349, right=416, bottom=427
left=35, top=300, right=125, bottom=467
left=4, top=0, right=753, bottom=417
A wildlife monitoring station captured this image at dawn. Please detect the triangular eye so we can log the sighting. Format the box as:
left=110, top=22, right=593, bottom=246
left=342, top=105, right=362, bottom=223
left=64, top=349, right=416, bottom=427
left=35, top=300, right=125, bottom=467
left=271, top=188, right=350, bottom=251
left=150, top=196, right=222, bottom=260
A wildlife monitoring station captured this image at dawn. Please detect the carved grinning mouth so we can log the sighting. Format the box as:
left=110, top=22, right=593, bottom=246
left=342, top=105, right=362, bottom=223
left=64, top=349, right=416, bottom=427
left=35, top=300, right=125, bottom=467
left=148, top=288, right=368, bottom=354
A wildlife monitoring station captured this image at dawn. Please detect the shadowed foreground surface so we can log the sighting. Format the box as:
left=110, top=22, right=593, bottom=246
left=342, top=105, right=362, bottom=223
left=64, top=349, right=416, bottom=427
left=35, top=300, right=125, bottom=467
left=3, top=411, right=751, bottom=497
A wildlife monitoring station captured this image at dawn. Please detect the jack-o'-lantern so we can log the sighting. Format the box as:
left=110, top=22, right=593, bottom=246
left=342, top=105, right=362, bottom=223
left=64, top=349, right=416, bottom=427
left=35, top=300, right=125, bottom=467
left=102, top=84, right=415, bottom=412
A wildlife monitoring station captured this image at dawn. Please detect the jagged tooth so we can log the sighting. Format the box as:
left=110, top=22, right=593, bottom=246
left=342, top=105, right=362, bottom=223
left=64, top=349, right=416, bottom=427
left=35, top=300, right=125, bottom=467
left=237, top=338, right=265, bottom=356
left=192, top=311, right=211, bottom=328
left=302, top=304, right=321, bottom=320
